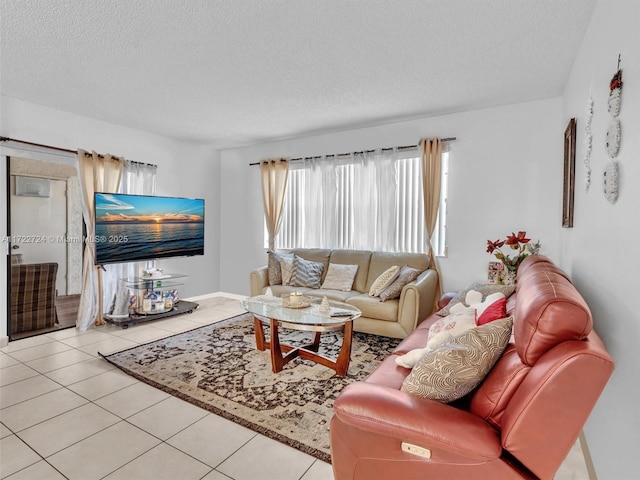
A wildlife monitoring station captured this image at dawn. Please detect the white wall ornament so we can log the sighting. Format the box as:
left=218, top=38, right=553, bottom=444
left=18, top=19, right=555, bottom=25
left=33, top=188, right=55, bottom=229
left=603, top=161, right=618, bottom=203
left=603, top=62, right=623, bottom=203
left=605, top=118, right=621, bottom=157
left=607, top=87, right=621, bottom=117
left=584, top=95, right=593, bottom=192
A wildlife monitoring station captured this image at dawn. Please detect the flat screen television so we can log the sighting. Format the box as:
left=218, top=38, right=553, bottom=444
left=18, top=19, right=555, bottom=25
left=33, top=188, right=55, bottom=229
left=94, top=192, right=204, bottom=265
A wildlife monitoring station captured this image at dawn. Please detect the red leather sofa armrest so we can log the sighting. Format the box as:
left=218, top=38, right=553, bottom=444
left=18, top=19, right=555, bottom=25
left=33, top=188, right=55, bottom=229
left=438, top=292, right=457, bottom=310
left=334, top=382, right=502, bottom=463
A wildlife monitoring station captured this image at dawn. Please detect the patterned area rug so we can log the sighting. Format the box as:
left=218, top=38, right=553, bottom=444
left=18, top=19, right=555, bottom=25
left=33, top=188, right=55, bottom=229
left=101, top=313, right=400, bottom=462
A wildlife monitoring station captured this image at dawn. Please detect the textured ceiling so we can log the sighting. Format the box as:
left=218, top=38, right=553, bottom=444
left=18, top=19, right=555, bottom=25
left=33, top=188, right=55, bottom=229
left=0, top=0, right=596, bottom=149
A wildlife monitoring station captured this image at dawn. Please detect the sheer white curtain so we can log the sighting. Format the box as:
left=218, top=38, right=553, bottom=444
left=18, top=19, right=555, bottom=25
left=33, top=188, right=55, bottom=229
left=76, top=150, right=123, bottom=331
left=102, top=161, right=157, bottom=314
left=302, top=156, right=337, bottom=248
left=274, top=145, right=450, bottom=254
left=350, top=150, right=396, bottom=250
left=277, top=148, right=402, bottom=251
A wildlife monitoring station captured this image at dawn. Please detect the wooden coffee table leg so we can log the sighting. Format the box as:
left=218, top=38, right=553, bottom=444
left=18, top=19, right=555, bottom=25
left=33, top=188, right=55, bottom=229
left=254, top=316, right=266, bottom=351
left=270, top=318, right=285, bottom=373
left=335, top=320, right=354, bottom=376
left=310, top=331, right=322, bottom=352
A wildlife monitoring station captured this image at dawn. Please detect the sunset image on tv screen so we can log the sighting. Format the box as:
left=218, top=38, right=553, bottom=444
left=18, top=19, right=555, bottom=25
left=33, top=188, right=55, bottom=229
left=94, top=193, right=204, bottom=264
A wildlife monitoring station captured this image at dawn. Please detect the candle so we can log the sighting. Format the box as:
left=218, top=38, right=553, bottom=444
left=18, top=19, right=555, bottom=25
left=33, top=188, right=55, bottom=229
left=290, top=291, right=302, bottom=305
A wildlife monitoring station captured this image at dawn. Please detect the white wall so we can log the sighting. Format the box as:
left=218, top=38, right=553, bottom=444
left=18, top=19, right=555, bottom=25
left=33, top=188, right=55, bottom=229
left=220, top=97, right=564, bottom=296
left=561, top=1, right=640, bottom=478
left=0, top=96, right=221, bottom=341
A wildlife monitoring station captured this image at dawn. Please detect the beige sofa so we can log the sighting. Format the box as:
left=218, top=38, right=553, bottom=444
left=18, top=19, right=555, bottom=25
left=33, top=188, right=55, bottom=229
left=249, top=248, right=438, bottom=338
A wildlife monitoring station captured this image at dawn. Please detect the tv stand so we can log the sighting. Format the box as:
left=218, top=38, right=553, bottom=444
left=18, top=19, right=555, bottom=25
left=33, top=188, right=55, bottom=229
left=104, top=273, right=199, bottom=329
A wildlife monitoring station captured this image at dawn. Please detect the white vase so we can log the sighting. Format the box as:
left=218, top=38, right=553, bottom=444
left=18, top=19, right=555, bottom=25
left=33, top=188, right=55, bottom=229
left=501, top=268, right=517, bottom=285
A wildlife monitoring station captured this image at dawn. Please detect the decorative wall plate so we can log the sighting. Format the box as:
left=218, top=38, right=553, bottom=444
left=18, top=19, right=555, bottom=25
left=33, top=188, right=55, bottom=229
left=605, top=118, right=621, bottom=158
left=603, top=62, right=622, bottom=203
left=583, top=95, right=593, bottom=192
left=608, top=87, right=621, bottom=117
left=603, top=161, right=618, bottom=204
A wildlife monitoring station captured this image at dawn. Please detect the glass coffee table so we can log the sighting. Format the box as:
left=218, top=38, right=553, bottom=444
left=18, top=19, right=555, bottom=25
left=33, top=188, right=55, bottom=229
left=240, top=295, right=361, bottom=376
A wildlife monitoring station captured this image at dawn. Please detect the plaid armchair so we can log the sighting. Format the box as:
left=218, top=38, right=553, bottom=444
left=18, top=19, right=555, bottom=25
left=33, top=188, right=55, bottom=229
left=10, top=259, right=59, bottom=334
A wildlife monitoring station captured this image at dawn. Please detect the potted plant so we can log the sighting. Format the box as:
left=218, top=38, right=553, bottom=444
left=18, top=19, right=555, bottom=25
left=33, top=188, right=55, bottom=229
left=487, top=231, right=540, bottom=284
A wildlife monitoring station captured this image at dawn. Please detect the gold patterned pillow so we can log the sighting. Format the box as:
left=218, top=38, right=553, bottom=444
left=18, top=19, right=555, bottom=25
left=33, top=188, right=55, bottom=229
left=401, top=317, right=513, bottom=403
left=378, top=265, right=422, bottom=302
left=369, top=265, right=400, bottom=297
left=321, top=263, right=359, bottom=291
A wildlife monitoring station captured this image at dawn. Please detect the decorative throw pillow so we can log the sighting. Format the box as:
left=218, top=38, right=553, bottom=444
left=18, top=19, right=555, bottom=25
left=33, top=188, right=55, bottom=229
left=436, top=283, right=516, bottom=316
left=321, top=263, right=359, bottom=291
left=378, top=265, right=422, bottom=302
left=395, top=306, right=477, bottom=369
left=477, top=296, right=508, bottom=326
left=279, top=255, right=296, bottom=285
left=401, top=317, right=513, bottom=403
left=290, top=255, right=325, bottom=289
left=369, top=265, right=400, bottom=297
left=267, top=250, right=293, bottom=286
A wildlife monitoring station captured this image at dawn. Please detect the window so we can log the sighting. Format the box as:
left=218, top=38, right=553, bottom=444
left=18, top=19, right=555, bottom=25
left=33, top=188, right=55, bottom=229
left=270, top=146, right=449, bottom=256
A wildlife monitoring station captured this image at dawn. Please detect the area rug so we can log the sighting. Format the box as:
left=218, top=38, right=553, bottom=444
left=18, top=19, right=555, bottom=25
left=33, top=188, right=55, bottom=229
left=101, top=313, right=400, bottom=462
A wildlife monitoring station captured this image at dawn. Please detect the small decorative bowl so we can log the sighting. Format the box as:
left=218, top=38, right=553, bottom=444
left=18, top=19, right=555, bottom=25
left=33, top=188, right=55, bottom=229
left=282, top=294, right=312, bottom=308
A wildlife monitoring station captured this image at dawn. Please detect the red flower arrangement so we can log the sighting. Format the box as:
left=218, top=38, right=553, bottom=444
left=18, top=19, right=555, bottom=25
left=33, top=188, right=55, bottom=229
left=487, top=231, right=540, bottom=272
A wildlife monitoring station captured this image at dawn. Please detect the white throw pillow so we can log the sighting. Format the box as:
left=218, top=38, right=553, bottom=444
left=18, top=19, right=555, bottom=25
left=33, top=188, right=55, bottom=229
left=321, top=263, right=359, bottom=291
left=435, top=283, right=516, bottom=316
left=395, top=306, right=477, bottom=369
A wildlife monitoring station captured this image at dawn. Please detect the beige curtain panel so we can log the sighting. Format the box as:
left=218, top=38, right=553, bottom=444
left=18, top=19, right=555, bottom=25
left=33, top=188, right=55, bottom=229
left=260, top=158, right=289, bottom=251
left=76, top=150, right=123, bottom=331
left=420, top=138, right=444, bottom=310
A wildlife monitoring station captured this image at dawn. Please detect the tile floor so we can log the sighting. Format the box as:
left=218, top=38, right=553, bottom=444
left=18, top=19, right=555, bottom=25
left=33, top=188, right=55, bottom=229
left=1, top=293, right=590, bottom=480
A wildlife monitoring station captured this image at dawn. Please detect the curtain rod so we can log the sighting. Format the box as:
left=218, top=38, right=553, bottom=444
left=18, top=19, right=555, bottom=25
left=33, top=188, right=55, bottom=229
left=248, top=137, right=456, bottom=166
left=0, top=136, right=157, bottom=168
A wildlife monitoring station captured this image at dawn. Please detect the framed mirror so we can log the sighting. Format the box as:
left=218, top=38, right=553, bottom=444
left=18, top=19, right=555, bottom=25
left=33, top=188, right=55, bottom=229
left=563, top=118, right=576, bottom=228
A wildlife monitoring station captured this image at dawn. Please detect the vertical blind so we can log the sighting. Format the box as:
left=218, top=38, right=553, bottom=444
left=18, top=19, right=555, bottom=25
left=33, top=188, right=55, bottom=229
left=271, top=146, right=449, bottom=256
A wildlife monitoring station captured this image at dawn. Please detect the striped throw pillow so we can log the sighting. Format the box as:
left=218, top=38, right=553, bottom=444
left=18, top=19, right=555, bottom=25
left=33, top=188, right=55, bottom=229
left=290, top=255, right=325, bottom=289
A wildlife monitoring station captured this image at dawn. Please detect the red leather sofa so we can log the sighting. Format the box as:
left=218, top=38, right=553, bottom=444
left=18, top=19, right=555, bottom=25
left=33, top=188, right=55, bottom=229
left=330, top=255, right=614, bottom=480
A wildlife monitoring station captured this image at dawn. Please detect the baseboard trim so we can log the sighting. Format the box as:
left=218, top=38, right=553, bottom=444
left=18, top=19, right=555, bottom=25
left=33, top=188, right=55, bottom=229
left=0, top=336, right=8, bottom=348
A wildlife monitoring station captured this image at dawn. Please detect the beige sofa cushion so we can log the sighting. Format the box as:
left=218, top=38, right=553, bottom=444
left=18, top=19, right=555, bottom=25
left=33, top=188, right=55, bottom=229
left=346, top=294, right=398, bottom=322
left=305, top=288, right=360, bottom=303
